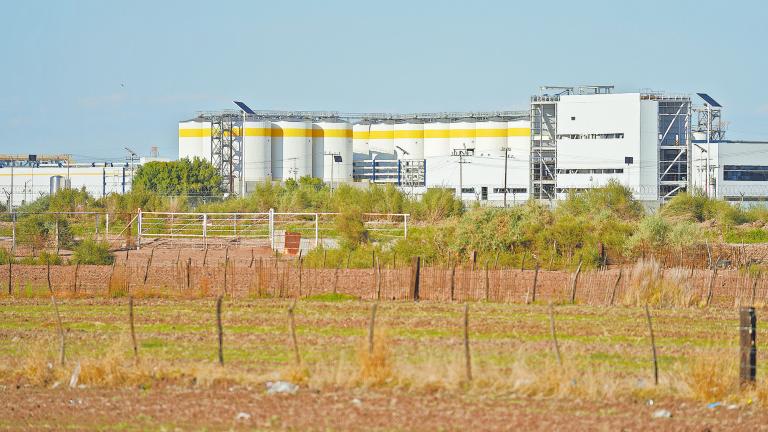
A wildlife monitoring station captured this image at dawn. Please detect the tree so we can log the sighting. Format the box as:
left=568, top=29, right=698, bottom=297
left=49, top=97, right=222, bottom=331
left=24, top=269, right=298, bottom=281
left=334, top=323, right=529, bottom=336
left=133, top=158, right=222, bottom=196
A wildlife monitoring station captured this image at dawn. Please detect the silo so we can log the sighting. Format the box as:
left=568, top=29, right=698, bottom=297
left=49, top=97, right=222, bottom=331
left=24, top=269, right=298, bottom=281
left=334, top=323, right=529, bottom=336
left=449, top=119, right=476, bottom=153
left=352, top=122, right=371, bottom=161
left=271, top=119, right=312, bottom=180
left=506, top=119, right=531, bottom=160
left=475, top=118, right=508, bottom=157
left=394, top=121, right=424, bottom=160
left=178, top=119, right=210, bottom=161
left=423, top=121, right=450, bottom=158
left=242, top=119, right=272, bottom=184
left=369, top=121, right=395, bottom=159
left=312, top=119, right=353, bottom=182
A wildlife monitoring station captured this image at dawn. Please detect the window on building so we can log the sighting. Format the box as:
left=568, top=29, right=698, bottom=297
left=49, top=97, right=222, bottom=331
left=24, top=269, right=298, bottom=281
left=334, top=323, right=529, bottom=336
left=571, top=116, right=576, bottom=121
left=493, top=188, right=527, bottom=193
left=555, top=168, right=624, bottom=175
left=460, top=187, right=475, bottom=193
left=723, top=165, right=768, bottom=182
left=556, top=133, right=625, bottom=140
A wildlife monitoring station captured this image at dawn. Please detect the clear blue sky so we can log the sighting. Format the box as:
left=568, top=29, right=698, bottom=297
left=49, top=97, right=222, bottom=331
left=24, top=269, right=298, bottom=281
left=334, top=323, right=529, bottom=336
left=1, top=0, right=766, bottom=161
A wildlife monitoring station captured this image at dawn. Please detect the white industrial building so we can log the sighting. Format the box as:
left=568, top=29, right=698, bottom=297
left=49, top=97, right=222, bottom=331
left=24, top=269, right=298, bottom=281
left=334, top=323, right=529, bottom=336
left=177, top=86, right=767, bottom=205
left=0, top=155, right=135, bottom=209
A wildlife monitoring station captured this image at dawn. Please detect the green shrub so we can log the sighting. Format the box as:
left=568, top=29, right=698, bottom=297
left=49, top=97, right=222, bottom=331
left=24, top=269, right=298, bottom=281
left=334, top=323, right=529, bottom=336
left=0, top=247, right=14, bottom=265
left=335, top=207, right=368, bottom=248
left=73, top=240, right=114, bottom=265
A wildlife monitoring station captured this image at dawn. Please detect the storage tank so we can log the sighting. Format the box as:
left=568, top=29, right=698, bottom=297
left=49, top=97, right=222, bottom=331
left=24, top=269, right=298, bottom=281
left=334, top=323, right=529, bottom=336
left=506, top=119, right=530, bottom=160
left=352, top=122, right=371, bottom=161
left=49, top=176, right=70, bottom=194
left=394, top=121, right=424, bottom=160
left=178, top=119, right=210, bottom=161
left=242, top=120, right=272, bottom=184
left=449, top=119, right=476, bottom=153
left=475, top=118, right=508, bottom=157
left=368, top=121, right=395, bottom=159
left=423, top=121, right=450, bottom=158
left=271, top=119, right=312, bottom=180
left=312, top=119, right=353, bottom=182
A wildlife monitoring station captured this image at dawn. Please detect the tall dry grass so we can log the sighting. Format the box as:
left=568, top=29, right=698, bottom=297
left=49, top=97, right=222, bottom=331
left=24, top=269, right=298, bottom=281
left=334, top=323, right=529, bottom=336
left=622, top=259, right=701, bottom=307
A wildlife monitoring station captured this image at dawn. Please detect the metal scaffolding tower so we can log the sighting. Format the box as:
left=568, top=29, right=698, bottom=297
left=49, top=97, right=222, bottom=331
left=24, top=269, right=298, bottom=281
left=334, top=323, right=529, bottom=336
left=208, top=113, right=242, bottom=195
left=530, top=95, right=558, bottom=200
left=652, top=95, right=692, bottom=200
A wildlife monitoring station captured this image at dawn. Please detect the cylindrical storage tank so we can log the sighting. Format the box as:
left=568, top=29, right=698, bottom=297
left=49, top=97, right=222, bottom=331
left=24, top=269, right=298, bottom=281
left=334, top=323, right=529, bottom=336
left=394, top=121, right=424, bottom=160
left=352, top=122, right=371, bottom=161
left=242, top=120, right=272, bottom=183
left=506, top=119, right=530, bottom=160
left=423, top=121, right=450, bottom=158
left=50, top=176, right=65, bottom=195
left=312, top=119, right=353, bottom=182
left=368, top=121, right=395, bottom=159
left=271, top=119, right=312, bottom=180
left=178, top=119, right=210, bottom=161
left=449, top=119, right=476, bottom=153
left=475, top=118, right=508, bottom=157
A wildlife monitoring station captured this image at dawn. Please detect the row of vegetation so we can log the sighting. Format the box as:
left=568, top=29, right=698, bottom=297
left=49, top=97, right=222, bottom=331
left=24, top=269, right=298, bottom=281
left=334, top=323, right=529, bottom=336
left=3, top=158, right=768, bottom=268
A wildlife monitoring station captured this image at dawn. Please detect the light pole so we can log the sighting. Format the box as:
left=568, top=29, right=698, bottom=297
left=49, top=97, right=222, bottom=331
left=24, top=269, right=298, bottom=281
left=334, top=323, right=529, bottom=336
left=325, top=152, right=341, bottom=193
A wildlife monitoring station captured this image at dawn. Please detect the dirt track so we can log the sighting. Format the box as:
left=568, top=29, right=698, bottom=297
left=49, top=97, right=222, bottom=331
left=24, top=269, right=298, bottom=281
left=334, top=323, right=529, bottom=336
left=2, top=387, right=766, bottom=431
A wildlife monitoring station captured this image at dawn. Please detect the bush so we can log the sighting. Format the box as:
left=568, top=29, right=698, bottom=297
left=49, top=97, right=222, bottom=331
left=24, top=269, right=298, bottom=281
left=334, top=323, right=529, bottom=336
left=335, top=207, right=368, bottom=249
left=73, top=240, right=114, bottom=265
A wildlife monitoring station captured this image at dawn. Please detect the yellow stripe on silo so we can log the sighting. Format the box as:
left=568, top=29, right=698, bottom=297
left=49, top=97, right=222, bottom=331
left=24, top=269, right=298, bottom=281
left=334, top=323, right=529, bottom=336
left=393, top=130, right=424, bottom=139
left=270, top=128, right=312, bottom=138
left=424, top=129, right=450, bottom=139
left=474, top=128, right=507, bottom=138
left=244, top=127, right=272, bottom=137
left=507, top=128, right=530, bottom=137
left=311, top=129, right=352, bottom=139
left=368, top=130, right=395, bottom=140
left=178, top=128, right=212, bottom=138
left=352, top=131, right=370, bottom=139
left=449, top=129, right=476, bottom=138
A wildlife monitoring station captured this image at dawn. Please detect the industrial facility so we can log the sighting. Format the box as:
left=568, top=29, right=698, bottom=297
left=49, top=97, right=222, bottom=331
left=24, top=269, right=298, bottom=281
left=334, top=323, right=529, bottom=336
left=179, top=85, right=768, bottom=205
left=2, top=85, right=766, bottom=210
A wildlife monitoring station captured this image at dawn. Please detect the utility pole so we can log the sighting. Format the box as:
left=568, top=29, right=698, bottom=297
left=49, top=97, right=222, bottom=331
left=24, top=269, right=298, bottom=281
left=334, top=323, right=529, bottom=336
left=452, top=148, right=472, bottom=200
left=502, top=146, right=510, bottom=207
left=325, top=152, right=341, bottom=193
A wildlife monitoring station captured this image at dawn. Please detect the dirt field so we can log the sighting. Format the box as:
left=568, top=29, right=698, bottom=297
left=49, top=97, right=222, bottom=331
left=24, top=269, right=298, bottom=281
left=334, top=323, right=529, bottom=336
left=3, top=387, right=767, bottom=431
left=1, top=298, right=767, bottom=430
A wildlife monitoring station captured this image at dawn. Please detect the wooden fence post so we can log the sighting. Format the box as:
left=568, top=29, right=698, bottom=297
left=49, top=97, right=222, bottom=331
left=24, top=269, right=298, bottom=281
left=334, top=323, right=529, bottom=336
left=450, top=264, right=456, bottom=302
left=368, top=303, right=378, bottom=354
left=186, top=257, right=191, bottom=290
left=483, top=262, right=489, bottom=301
left=129, top=296, right=138, bottom=365
left=288, top=302, right=301, bottom=366
left=410, top=257, right=421, bottom=301
left=645, top=304, right=659, bottom=385
left=548, top=302, right=562, bottom=366
left=706, top=267, right=718, bottom=306
left=740, top=307, right=757, bottom=386
left=216, top=296, right=224, bottom=366
left=142, top=248, right=155, bottom=286
left=71, top=262, right=80, bottom=294
left=608, top=269, right=622, bottom=306
left=527, top=264, right=540, bottom=304
left=463, top=303, right=472, bottom=382
left=8, top=254, right=13, bottom=295
left=471, top=251, right=477, bottom=272
left=569, top=260, right=583, bottom=304
left=375, top=258, right=382, bottom=301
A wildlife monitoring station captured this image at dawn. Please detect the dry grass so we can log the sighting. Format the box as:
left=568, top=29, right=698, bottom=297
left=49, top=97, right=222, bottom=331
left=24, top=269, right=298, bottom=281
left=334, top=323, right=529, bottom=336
left=623, top=259, right=701, bottom=307
left=356, top=333, right=393, bottom=386
left=684, top=353, right=738, bottom=402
